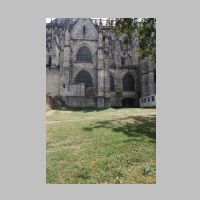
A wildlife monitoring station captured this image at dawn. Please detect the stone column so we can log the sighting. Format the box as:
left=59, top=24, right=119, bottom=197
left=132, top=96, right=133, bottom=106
left=59, top=27, right=71, bottom=96
left=97, top=31, right=105, bottom=108
left=104, top=38, right=111, bottom=108
left=115, top=69, right=123, bottom=107
left=51, top=36, right=59, bottom=69
left=97, top=48, right=105, bottom=108
left=148, top=63, right=156, bottom=95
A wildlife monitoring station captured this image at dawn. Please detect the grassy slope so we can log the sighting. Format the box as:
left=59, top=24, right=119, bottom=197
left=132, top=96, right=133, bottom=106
left=46, top=108, right=156, bottom=184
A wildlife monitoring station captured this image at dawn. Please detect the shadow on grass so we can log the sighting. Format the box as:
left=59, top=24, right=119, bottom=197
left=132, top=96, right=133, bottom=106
left=83, top=115, right=156, bottom=141
left=54, top=107, right=109, bottom=113
left=52, top=107, right=144, bottom=113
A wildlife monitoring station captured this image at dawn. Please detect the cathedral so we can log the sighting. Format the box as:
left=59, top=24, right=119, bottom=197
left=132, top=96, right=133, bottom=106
left=46, top=18, right=156, bottom=108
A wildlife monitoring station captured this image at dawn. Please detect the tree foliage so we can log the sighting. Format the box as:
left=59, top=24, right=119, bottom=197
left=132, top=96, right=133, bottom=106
left=107, top=18, right=156, bottom=63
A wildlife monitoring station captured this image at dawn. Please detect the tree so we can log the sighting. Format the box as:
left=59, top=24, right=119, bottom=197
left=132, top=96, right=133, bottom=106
left=107, top=18, right=156, bottom=63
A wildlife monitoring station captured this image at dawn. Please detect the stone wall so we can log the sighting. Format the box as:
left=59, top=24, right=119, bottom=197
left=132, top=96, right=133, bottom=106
left=68, top=83, right=85, bottom=96
left=46, top=18, right=156, bottom=108
left=62, top=96, right=97, bottom=108
left=140, top=60, right=156, bottom=97
left=46, top=69, right=59, bottom=96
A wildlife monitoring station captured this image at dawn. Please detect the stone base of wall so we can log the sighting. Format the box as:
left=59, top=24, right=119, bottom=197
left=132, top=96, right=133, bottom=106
left=62, top=96, right=97, bottom=108
left=104, top=97, right=111, bottom=108
left=46, top=95, right=139, bottom=109
left=111, top=92, right=122, bottom=107
left=60, top=96, right=111, bottom=108
left=97, top=97, right=104, bottom=108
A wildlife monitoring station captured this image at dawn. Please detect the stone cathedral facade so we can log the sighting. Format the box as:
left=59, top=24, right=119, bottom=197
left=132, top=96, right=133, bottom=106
left=46, top=18, right=156, bottom=108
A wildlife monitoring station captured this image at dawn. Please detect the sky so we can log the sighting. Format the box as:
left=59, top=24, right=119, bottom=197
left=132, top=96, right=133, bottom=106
left=46, top=18, right=108, bottom=24
left=46, top=18, right=55, bottom=23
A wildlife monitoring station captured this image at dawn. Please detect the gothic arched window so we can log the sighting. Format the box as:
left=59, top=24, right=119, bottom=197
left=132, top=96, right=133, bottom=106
left=75, top=70, right=92, bottom=86
left=110, top=75, right=115, bottom=92
left=122, top=73, right=135, bottom=91
left=76, top=46, right=92, bottom=63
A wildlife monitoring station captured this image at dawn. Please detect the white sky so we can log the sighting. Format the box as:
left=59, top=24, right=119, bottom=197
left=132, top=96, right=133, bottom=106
left=46, top=18, right=55, bottom=23
left=46, top=18, right=108, bottom=24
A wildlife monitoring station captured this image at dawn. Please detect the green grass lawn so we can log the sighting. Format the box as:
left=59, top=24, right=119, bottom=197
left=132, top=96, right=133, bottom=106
left=46, top=108, right=156, bottom=184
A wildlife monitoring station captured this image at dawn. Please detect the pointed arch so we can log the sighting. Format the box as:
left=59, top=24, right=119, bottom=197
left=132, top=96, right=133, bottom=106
left=110, top=75, right=115, bottom=92
left=122, top=73, right=135, bottom=91
left=75, top=70, right=92, bottom=86
left=76, top=46, right=92, bottom=63
left=71, top=18, right=98, bottom=40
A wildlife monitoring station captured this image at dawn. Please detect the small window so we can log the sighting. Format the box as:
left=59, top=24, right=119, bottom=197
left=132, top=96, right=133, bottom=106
left=110, top=75, right=115, bottom=92
left=144, top=98, right=146, bottom=103
left=47, top=56, right=52, bottom=68
left=122, top=73, right=135, bottom=91
left=152, top=96, right=155, bottom=102
left=148, top=97, right=150, bottom=102
left=83, top=26, right=86, bottom=35
left=63, top=84, right=65, bottom=88
left=121, top=57, right=125, bottom=66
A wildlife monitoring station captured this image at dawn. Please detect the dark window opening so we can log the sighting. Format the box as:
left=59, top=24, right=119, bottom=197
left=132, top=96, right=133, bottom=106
left=110, top=75, right=115, bottom=92
left=122, top=98, right=137, bottom=108
left=144, top=98, right=146, bottom=103
left=148, top=97, right=150, bottom=102
left=76, top=46, right=92, bottom=63
left=63, top=84, right=65, bottom=88
left=122, top=73, right=135, bottom=91
left=83, top=26, right=86, bottom=35
left=121, top=57, right=125, bottom=66
left=47, top=56, right=52, bottom=68
left=75, top=70, right=92, bottom=87
left=151, top=96, right=155, bottom=101
left=49, top=56, right=52, bottom=66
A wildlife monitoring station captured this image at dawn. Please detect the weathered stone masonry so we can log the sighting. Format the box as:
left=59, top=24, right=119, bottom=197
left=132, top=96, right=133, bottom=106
left=46, top=18, right=156, bottom=108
